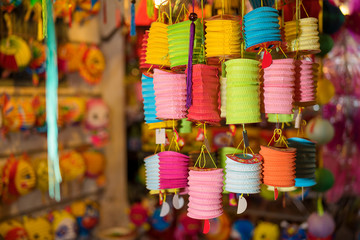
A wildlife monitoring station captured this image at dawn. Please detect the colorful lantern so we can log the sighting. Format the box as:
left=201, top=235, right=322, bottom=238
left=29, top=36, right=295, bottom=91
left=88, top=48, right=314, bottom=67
left=167, top=19, right=202, bottom=69
left=145, top=22, right=171, bottom=67
left=263, top=58, right=295, bottom=114
left=284, top=18, right=320, bottom=54
left=288, top=138, right=317, bottom=187
left=187, top=64, right=220, bottom=125
left=205, top=16, right=241, bottom=58
left=225, top=59, right=261, bottom=124
left=153, top=69, right=187, bottom=120
left=187, top=167, right=224, bottom=220
left=243, top=7, right=281, bottom=51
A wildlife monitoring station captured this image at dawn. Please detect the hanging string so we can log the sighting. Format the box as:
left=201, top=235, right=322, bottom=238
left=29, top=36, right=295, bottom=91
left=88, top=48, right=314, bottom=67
left=318, top=0, right=323, bottom=34
left=42, top=0, right=47, bottom=38
left=168, top=0, right=172, bottom=25
left=267, top=128, right=288, bottom=147
left=300, top=0, right=309, bottom=18
left=130, top=0, right=136, bottom=36
left=185, top=0, right=197, bottom=108
left=241, top=0, right=245, bottom=58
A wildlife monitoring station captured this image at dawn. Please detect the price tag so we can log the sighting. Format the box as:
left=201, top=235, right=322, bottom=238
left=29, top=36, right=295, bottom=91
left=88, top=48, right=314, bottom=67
left=156, top=128, right=166, bottom=144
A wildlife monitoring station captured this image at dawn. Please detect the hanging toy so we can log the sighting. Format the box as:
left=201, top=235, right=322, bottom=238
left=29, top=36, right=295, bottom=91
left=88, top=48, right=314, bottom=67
left=0, top=220, right=29, bottom=240
left=31, top=95, right=47, bottom=132
left=0, top=35, right=32, bottom=71
left=150, top=205, right=174, bottom=232
left=59, top=150, right=86, bottom=182
left=23, top=216, right=53, bottom=240
left=253, top=222, right=280, bottom=240
left=73, top=0, right=101, bottom=23
left=280, top=221, right=307, bottom=240
left=57, top=43, right=88, bottom=73
left=49, top=210, right=77, bottom=240
left=79, top=45, right=105, bottom=85
left=32, top=157, right=49, bottom=193
left=305, top=117, right=334, bottom=145
left=58, top=97, right=86, bottom=125
left=26, top=41, right=46, bottom=86
left=231, top=219, right=254, bottom=240
left=1, top=0, right=22, bottom=12
left=71, top=200, right=100, bottom=239
left=129, top=202, right=150, bottom=230
left=206, top=214, right=232, bottom=240
left=2, top=154, right=36, bottom=203
left=85, top=98, right=109, bottom=147
left=53, top=0, right=76, bottom=25
left=307, top=212, right=335, bottom=239
left=81, top=150, right=106, bottom=186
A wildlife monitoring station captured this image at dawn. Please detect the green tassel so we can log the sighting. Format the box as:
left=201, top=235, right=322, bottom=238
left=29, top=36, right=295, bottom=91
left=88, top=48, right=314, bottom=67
left=147, top=0, right=154, bottom=18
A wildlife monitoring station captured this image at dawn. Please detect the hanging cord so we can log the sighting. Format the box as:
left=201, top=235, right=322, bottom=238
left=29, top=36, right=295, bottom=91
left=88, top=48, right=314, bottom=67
left=232, top=124, right=255, bottom=156
left=268, top=128, right=288, bottom=147
left=240, top=0, right=245, bottom=58
left=167, top=120, right=180, bottom=152
left=194, top=123, right=217, bottom=168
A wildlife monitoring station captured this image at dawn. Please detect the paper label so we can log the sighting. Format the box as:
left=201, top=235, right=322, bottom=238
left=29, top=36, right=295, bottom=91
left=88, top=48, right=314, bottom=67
left=237, top=197, right=247, bottom=214
left=156, top=128, right=166, bottom=144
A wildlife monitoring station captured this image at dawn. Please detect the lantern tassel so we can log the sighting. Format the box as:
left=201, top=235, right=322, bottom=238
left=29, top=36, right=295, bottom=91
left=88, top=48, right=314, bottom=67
left=186, top=21, right=195, bottom=108
left=130, top=0, right=136, bottom=36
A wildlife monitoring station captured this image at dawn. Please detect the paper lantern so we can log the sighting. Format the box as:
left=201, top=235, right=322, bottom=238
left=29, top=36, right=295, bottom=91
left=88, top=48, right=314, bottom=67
left=243, top=7, right=281, bottom=51
left=144, top=151, right=189, bottom=190
left=187, top=167, right=224, bottom=220
left=153, top=69, right=187, bottom=120
left=220, top=76, right=226, bottom=118
left=260, top=145, right=296, bottom=189
left=317, top=33, right=334, bottom=57
left=288, top=137, right=317, bottom=187
left=267, top=113, right=294, bottom=123
left=294, top=59, right=318, bottom=106
left=225, top=59, right=261, bottom=124
left=0, top=35, right=31, bottom=71
left=225, top=154, right=262, bottom=194
left=305, top=117, right=334, bottom=145
left=141, top=74, right=162, bottom=124
left=205, top=16, right=241, bottom=58
left=307, top=212, right=335, bottom=238
left=140, top=30, right=160, bottom=72
left=145, top=22, right=171, bottom=67
left=24, top=216, right=53, bottom=240
left=60, top=150, right=86, bottom=181
left=263, top=58, right=295, bottom=114
left=284, top=18, right=320, bottom=54
left=312, top=168, right=335, bottom=192
left=187, top=64, right=220, bottom=124
left=167, top=20, right=202, bottom=69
